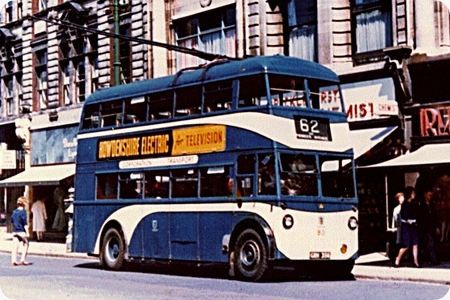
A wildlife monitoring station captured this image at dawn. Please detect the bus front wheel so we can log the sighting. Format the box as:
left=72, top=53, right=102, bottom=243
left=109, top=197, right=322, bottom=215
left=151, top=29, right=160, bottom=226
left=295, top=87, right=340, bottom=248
left=233, top=229, right=268, bottom=281
left=100, top=228, right=125, bottom=271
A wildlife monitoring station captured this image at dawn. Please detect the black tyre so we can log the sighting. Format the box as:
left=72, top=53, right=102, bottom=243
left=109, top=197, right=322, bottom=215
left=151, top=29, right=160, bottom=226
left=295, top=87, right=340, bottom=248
left=233, top=228, right=268, bottom=281
left=101, top=228, right=125, bottom=271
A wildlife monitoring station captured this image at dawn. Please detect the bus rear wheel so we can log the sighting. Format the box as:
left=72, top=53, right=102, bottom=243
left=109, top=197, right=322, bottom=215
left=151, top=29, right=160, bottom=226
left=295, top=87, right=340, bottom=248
left=233, top=229, right=268, bottom=281
left=101, top=228, right=125, bottom=271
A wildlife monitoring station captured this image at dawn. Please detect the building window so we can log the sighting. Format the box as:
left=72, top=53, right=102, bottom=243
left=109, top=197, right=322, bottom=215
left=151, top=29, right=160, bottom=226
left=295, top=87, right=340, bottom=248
left=34, top=49, right=48, bottom=110
left=5, top=1, right=12, bottom=23
left=0, top=0, right=21, bottom=23
left=175, top=6, right=236, bottom=69
left=119, top=21, right=131, bottom=84
left=61, top=62, right=71, bottom=105
left=86, top=33, right=98, bottom=94
left=287, top=0, right=317, bottom=62
left=39, top=0, right=47, bottom=11
left=37, top=70, right=47, bottom=109
left=75, top=60, right=86, bottom=102
left=88, top=56, right=98, bottom=94
left=5, top=77, right=13, bottom=115
left=352, top=0, right=392, bottom=54
left=59, top=16, right=97, bottom=105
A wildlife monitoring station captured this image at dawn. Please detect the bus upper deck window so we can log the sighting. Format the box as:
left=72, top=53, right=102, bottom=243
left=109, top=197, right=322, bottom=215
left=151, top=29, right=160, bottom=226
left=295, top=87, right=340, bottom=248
left=175, top=86, right=202, bottom=117
left=318, top=84, right=342, bottom=112
left=91, top=114, right=100, bottom=127
left=306, top=80, right=343, bottom=111
left=82, top=105, right=101, bottom=129
left=101, top=102, right=123, bottom=127
left=203, top=80, right=233, bottom=112
left=268, top=76, right=307, bottom=107
left=149, top=91, right=173, bottom=120
left=124, top=97, right=147, bottom=123
left=238, top=76, right=266, bottom=107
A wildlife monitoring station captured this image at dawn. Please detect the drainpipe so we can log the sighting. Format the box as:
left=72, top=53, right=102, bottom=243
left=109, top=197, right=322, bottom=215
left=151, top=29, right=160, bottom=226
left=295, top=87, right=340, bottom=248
left=113, top=0, right=121, bottom=85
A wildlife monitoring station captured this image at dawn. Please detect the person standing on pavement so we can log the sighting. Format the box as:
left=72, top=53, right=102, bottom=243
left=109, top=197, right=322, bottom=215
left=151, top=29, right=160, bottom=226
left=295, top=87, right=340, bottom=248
left=434, top=174, right=450, bottom=243
left=395, top=186, right=420, bottom=268
left=10, top=196, right=31, bottom=266
left=389, top=192, right=405, bottom=258
left=418, top=189, right=440, bottom=265
left=31, top=196, right=47, bottom=242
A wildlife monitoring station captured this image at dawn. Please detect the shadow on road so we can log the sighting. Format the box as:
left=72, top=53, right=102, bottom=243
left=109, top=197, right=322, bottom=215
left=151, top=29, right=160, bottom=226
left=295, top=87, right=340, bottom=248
left=74, top=260, right=355, bottom=283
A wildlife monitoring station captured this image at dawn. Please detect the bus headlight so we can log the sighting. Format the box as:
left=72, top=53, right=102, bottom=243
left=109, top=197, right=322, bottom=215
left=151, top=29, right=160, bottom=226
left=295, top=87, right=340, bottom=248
left=348, top=216, right=358, bottom=230
left=282, top=214, right=294, bottom=229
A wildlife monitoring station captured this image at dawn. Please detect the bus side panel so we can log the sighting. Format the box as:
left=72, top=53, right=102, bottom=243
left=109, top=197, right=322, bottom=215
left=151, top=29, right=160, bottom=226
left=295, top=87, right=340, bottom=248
left=74, top=204, right=124, bottom=254
left=74, top=170, right=95, bottom=201
left=142, top=213, right=170, bottom=259
left=130, top=211, right=249, bottom=263
left=76, top=139, right=97, bottom=165
left=129, top=212, right=172, bottom=260
left=170, top=212, right=198, bottom=260
left=73, top=205, right=98, bottom=253
left=198, top=212, right=232, bottom=263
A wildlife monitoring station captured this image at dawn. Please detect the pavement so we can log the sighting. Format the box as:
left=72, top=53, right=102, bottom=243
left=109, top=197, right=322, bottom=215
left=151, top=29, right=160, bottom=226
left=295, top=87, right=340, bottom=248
left=1, top=227, right=449, bottom=285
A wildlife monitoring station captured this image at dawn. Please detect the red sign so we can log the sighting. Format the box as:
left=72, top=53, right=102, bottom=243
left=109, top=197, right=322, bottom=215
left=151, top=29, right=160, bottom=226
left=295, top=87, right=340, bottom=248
left=420, top=106, right=450, bottom=136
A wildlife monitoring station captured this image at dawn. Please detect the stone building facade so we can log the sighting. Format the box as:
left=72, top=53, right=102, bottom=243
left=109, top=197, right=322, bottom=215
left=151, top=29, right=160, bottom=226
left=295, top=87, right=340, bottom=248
left=0, top=0, right=450, bottom=248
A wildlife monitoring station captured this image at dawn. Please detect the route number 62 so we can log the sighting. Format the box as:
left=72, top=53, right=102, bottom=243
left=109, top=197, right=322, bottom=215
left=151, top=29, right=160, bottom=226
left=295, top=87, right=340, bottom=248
left=294, top=115, right=331, bottom=141
left=298, top=118, right=319, bottom=134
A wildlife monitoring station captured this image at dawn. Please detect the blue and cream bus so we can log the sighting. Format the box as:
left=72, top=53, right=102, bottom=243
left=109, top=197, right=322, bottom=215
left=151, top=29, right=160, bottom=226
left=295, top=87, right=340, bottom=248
left=73, top=55, right=358, bottom=281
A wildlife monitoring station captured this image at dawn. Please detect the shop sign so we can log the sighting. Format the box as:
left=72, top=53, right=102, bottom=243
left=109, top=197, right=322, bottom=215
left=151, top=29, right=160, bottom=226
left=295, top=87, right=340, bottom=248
left=420, top=106, right=450, bottom=137
left=31, top=126, right=78, bottom=165
left=341, top=78, right=398, bottom=122
left=0, top=149, right=16, bottom=169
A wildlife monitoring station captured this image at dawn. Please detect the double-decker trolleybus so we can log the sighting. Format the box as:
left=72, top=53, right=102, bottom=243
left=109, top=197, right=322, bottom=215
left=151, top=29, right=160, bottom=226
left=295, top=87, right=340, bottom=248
left=73, top=55, right=358, bottom=281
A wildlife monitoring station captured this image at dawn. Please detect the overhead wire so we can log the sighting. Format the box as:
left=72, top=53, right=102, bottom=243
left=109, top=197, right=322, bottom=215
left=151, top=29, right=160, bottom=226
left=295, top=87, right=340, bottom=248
left=28, top=15, right=235, bottom=62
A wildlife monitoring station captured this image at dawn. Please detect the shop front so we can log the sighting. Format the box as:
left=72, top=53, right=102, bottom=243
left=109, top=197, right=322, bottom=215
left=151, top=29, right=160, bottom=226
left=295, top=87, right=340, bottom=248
left=0, top=121, right=26, bottom=227
left=338, top=63, right=409, bottom=254
left=359, top=54, right=450, bottom=260
left=0, top=110, right=79, bottom=242
left=361, top=143, right=450, bottom=261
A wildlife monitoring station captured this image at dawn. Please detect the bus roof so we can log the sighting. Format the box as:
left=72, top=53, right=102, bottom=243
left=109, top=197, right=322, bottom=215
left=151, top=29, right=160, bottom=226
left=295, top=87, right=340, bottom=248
left=85, top=55, right=339, bottom=105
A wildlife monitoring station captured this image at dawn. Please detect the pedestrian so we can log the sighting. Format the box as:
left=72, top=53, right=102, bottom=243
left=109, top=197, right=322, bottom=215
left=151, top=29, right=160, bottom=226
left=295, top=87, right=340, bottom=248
left=52, top=186, right=66, bottom=231
left=434, top=174, right=450, bottom=243
left=10, top=196, right=31, bottom=266
left=31, top=196, right=47, bottom=242
left=392, top=192, right=405, bottom=231
left=389, top=192, right=404, bottom=258
left=394, top=186, right=420, bottom=268
left=418, top=189, right=440, bottom=265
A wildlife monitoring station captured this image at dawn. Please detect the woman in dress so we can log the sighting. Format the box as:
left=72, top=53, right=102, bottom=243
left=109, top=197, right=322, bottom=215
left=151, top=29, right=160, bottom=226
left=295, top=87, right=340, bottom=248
left=31, top=197, right=47, bottom=241
left=395, top=186, right=420, bottom=268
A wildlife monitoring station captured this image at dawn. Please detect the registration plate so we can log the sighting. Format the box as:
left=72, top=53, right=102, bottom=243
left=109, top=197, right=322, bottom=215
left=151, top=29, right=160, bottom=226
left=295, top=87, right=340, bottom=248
left=309, top=251, right=331, bottom=260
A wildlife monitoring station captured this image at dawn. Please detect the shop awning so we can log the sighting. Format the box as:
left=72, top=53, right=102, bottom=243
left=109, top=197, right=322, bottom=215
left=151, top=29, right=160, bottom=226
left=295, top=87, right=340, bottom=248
left=361, top=143, right=450, bottom=168
left=0, top=164, right=75, bottom=187
left=350, top=126, right=397, bottom=159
